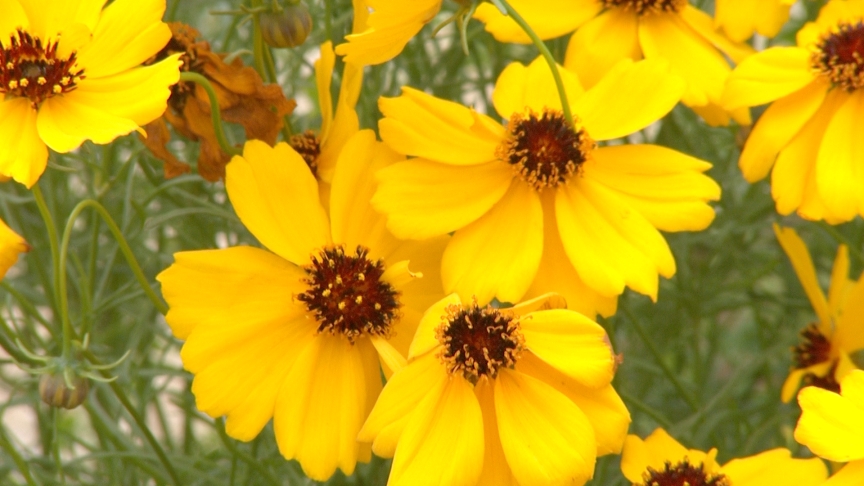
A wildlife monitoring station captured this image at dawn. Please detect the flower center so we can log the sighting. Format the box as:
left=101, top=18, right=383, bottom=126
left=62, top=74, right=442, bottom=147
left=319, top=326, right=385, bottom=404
left=297, top=245, right=400, bottom=343
left=0, top=29, right=83, bottom=108
left=601, top=0, right=687, bottom=16
left=435, top=300, right=524, bottom=384
left=637, top=459, right=730, bottom=486
left=289, top=130, right=322, bottom=175
left=792, top=323, right=832, bottom=369
left=811, top=20, right=864, bottom=91
left=499, top=109, right=594, bottom=191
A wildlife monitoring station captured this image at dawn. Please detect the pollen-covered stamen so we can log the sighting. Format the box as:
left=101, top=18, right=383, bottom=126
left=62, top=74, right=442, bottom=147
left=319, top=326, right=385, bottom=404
left=435, top=300, right=524, bottom=384
left=0, top=29, right=84, bottom=108
left=792, top=323, right=832, bottom=369
left=812, top=20, right=864, bottom=91
left=637, top=459, right=730, bottom=486
left=297, top=245, right=400, bottom=343
left=602, top=0, right=687, bottom=16
left=289, top=130, right=322, bottom=175
left=498, top=108, right=594, bottom=191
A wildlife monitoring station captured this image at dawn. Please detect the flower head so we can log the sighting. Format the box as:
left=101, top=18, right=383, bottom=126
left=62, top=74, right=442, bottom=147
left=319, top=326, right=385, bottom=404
left=0, top=0, right=181, bottom=187
left=157, top=132, right=447, bottom=481
left=622, top=428, right=827, bottom=486
left=372, top=57, right=720, bottom=317
left=795, top=370, right=864, bottom=483
left=358, top=293, right=631, bottom=486
left=774, top=225, right=864, bottom=402
left=724, top=0, right=864, bottom=223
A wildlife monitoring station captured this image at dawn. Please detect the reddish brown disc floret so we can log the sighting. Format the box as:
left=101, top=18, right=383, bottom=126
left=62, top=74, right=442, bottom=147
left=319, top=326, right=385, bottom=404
left=812, top=20, right=864, bottom=91
left=637, top=459, right=730, bottom=486
left=0, top=29, right=83, bottom=108
left=602, top=0, right=688, bottom=16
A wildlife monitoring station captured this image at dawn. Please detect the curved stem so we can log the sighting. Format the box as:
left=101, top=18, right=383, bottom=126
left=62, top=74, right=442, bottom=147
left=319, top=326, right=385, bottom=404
left=489, top=0, right=574, bottom=127
left=58, top=200, right=168, bottom=356
left=179, top=72, right=242, bottom=156
left=0, top=426, right=37, bottom=486
left=32, top=184, right=61, bottom=302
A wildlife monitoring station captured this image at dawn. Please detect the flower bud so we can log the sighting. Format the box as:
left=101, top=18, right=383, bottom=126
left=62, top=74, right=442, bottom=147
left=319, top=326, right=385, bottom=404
left=258, top=2, right=313, bottom=49
left=39, top=373, right=91, bottom=409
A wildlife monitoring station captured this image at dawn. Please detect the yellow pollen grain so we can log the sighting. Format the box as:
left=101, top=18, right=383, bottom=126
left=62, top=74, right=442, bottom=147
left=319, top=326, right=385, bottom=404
left=52, top=85, right=62, bottom=94
left=8, top=80, right=17, bottom=89
left=374, top=303, right=381, bottom=310
left=19, top=78, right=29, bottom=87
left=357, top=273, right=365, bottom=281
left=37, top=76, right=46, bottom=85
left=338, top=301, right=346, bottom=310
left=355, top=296, right=363, bottom=304
left=335, top=275, right=343, bottom=285
left=322, top=289, right=331, bottom=297
left=60, top=76, right=70, bottom=85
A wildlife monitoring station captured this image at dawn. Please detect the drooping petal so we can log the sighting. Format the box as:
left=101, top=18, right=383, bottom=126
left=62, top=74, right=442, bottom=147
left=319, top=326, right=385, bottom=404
left=372, top=159, right=513, bottom=240
left=563, top=8, right=641, bottom=89
left=495, top=369, right=597, bottom=486
left=75, top=0, right=171, bottom=78
left=493, top=57, right=584, bottom=119
left=519, top=309, right=613, bottom=388
left=378, top=87, right=504, bottom=165
left=720, top=448, right=827, bottom=485
left=442, top=181, right=543, bottom=305
left=575, top=58, right=685, bottom=141
left=318, top=44, right=363, bottom=183
left=738, top=79, right=828, bottom=182
left=316, top=42, right=336, bottom=140
left=388, top=373, right=484, bottom=486
left=474, top=378, right=518, bottom=486
left=772, top=225, right=830, bottom=325
left=225, top=141, right=331, bottom=265
left=834, top=278, right=864, bottom=354
left=473, top=0, right=601, bottom=43
left=157, top=246, right=308, bottom=340
left=588, top=145, right=719, bottom=232
left=36, top=94, right=141, bottom=153
left=816, top=89, right=864, bottom=221
left=0, top=98, right=47, bottom=188
left=358, top=353, right=448, bottom=457
left=0, top=218, right=29, bottom=279
left=723, top=47, right=815, bottom=109
left=273, top=336, right=381, bottom=481
left=795, top=371, right=864, bottom=462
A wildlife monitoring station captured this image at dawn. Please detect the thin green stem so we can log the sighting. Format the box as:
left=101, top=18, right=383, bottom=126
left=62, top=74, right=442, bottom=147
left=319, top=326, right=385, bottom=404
left=57, top=201, right=168, bottom=356
left=0, top=426, right=38, bottom=486
left=489, top=0, right=574, bottom=126
left=32, top=183, right=61, bottom=302
left=178, top=72, right=242, bottom=156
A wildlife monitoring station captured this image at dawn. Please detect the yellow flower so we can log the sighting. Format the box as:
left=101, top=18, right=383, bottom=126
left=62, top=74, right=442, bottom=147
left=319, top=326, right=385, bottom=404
left=0, top=218, right=29, bottom=279
left=372, top=56, right=720, bottom=318
left=0, top=0, right=181, bottom=188
left=358, top=293, right=631, bottom=486
left=795, top=370, right=864, bottom=484
left=724, top=0, right=864, bottom=223
left=335, top=0, right=442, bottom=65
left=474, top=0, right=754, bottom=126
left=157, top=133, right=447, bottom=481
left=714, top=0, right=795, bottom=42
left=622, top=428, right=827, bottom=486
left=774, top=225, right=864, bottom=402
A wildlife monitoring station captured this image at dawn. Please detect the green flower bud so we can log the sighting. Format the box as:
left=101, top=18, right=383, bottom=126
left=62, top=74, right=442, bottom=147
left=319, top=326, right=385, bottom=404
left=258, top=2, right=313, bottom=49
left=39, top=372, right=91, bottom=410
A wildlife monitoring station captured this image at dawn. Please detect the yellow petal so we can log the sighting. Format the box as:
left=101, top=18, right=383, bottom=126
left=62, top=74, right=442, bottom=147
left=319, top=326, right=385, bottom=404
left=822, top=460, right=864, bottom=486
left=442, top=181, right=543, bottom=305
left=226, top=141, right=331, bottom=265
left=834, top=280, right=864, bottom=360
left=156, top=246, right=308, bottom=340
left=358, top=353, right=448, bottom=457
left=816, top=89, right=864, bottom=221
left=474, top=378, right=518, bottom=486
left=781, top=368, right=810, bottom=404
left=516, top=352, right=630, bottom=457
left=772, top=225, right=830, bottom=326
left=473, top=0, right=601, bottom=43
left=621, top=428, right=720, bottom=482
left=738, top=79, right=827, bottom=182
left=493, top=57, right=584, bottom=118
left=575, top=58, right=684, bottom=141
left=714, top=0, right=791, bottom=42
left=316, top=41, right=336, bottom=139
left=388, top=373, right=484, bottom=486
left=273, top=337, right=381, bottom=481
left=379, top=87, right=504, bottom=165
left=318, top=48, right=363, bottom=183
left=588, top=144, right=719, bottom=232
left=556, top=179, right=675, bottom=299
left=678, top=5, right=754, bottom=63
left=36, top=94, right=141, bottom=153
left=370, top=335, right=407, bottom=375
left=408, top=293, right=462, bottom=360
left=76, top=0, right=171, bottom=78
left=0, top=98, right=47, bottom=188
left=827, top=245, right=852, bottom=317
left=372, top=159, right=513, bottom=240
left=723, top=47, right=815, bottom=109
left=0, top=218, right=29, bottom=279
left=795, top=370, right=864, bottom=462
left=520, top=309, right=613, bottom=388
left=495, top=369, right=597, bottom=486
left=721, top=448, right=827, bottom=485
left=0, top=0, right=29, bottom=39
left=563, top=8, right=642, bottom=89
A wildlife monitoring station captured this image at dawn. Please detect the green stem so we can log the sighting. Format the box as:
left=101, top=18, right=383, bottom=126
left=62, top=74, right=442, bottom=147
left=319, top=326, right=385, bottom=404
left=32, top=183, right=61, bottom=303
left=57, top=200, right=168, bottom=356
left=0, top=314, right=41, bottom=366
left=324, top=0, right=333, bottom=42
left=489, top=0, right=574, bottom=127
left=178, top=72, right=242, bottom=156
left=0, top=426, right=37, bottom=486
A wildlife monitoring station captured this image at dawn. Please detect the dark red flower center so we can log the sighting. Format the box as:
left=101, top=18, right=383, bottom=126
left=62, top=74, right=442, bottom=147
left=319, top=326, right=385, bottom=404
left=289, top=130, right=322, bottom=175
left=436, top=300, right=524, bottom=383
left=792, top=323, right=833, bottom=369
left=638, top=459, right=730, bottom=486
left=0, top=29, right=83, bottom=108
left=499, top=109, right=594, bottom=191
left=812, top=20, right=864, bottom=91
left=297, top=245, right=400, bottom=342
left=602, top=0, right=687, bottom=15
